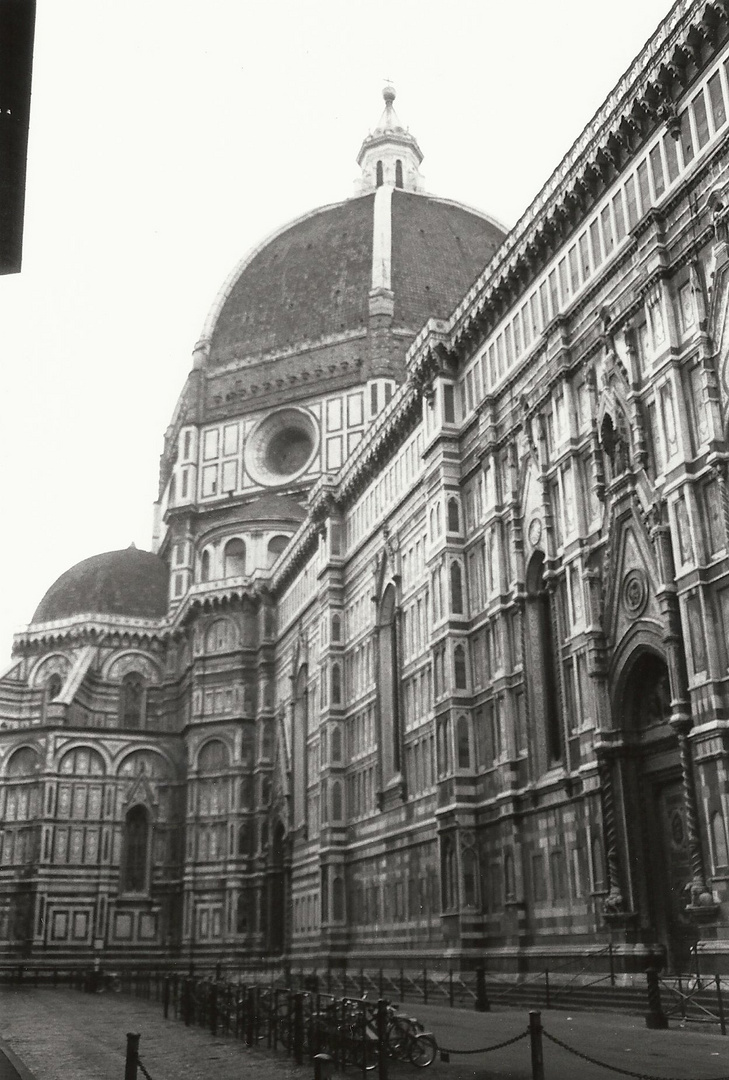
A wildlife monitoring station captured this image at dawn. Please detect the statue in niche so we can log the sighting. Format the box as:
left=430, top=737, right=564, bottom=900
left=600, top=413, right=629, bottom=478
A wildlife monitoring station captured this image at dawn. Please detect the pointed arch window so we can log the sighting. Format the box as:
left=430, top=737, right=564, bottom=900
left=441, top=834, right=458, bottom=911
left=378, top=583, right=402, bottom=785
left=447, top=498, right=460, bottom=533
left=331, top=663, right=342, bottom=705
left=201, top=549, right=211, bottom=582
left=376, top=160, right=384, bottom=187
left=395, top=159, right=403, bottom=188
left=454, top=645, right=467, bottom=690
left=462, top=847, right=478, bottom=908
left=224, top=538, right=246, bottom=577
left=456, top=714, right=471, bottom=767
left=122, top=805, right=150, bottom=892
left=450, top=562, right=464, bottom=614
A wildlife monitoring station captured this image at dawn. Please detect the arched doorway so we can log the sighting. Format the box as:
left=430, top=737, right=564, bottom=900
left=268, top=821, right=287, bottom=955
left=621, top=650, right=691, bottom=969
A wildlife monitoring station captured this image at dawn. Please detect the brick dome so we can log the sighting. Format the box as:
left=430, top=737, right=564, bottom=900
left=32, top=547, right=169, bottom=624
left=204, top=190, right=506, bottom=369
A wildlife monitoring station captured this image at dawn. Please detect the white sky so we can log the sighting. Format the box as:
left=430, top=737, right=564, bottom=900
left=0, top=0, right=673, bottom=661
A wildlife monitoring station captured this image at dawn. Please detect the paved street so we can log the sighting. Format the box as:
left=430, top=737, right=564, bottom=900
left=1, top=987, right=729, bottom=1080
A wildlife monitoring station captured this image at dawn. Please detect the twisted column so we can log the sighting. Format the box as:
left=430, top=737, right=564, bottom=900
left=597, top=750, right=624, bottom=914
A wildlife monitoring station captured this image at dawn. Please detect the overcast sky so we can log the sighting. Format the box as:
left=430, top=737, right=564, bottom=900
left=0, top=0, right=673, bottom=661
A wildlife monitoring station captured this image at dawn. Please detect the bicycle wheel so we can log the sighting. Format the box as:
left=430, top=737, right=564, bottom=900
left=409, top=1033, right=437, bottom=1068
left=350, top=1032, right=379, bottom=1071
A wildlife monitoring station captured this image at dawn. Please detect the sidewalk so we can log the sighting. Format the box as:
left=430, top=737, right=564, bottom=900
left=1, top=986, right=729, bottom=1080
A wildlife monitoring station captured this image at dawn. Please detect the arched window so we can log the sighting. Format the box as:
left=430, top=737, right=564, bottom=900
left=201, top=549, right=211, bottom=582
left=331, top=726, right=342, bottom=762
left=238, top=822, right=253, bottom=857
left=376, top=160, right=384, bottom=187
left=591, top=832, right=605, bottom=891
left=456, top=714, right=470, bottom=768
left=331, top=613, right=341, bottom=642
left=120, top=672, right=145, bottom=729
left=395, top=159, right=403, bottom=188
left=46, top=673, right=62, bottom=701
left=224, top=538, right=246, bottom=577
left=525, top=552, right=562, bottom=769
left=331, top=780, right=343, bottom=821
left=462, top=848, right=478, bottom=907
left=454, top=645, right=467, bottom=690
left=122, top=805, right=149, bottom=892
left=712, top=811, right=729, bottom=870
left=450, top=562, right=464, bottom=614
left=331, top=663, right=342, bottom=705
left=447, top=498, right=460, bottom=533
left=267, top=535, right=289, bottom=567
left=442, top=834, right=458, bottom=910
left=198, top=739, right=230, bottom=773
left=504, top=849, right=516, bottom=902
left=333, top=876, right=344, bottom=920
left=378, top=583, right=402, bottom=784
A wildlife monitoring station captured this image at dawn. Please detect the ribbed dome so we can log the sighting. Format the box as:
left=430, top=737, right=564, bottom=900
left=206, top=190, right=505, bottom=368
left=32, top=548, right=169, bottom=624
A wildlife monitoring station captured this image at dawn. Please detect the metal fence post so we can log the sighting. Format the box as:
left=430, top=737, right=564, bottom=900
left=399, top=967, right=405, bottom=1003
left=544, top=968, right=550, bottom=1009
left=609, top=942, right=615, bottom=988
left=376, top=998, right=389, bottom=1080
left=645, top=966, right=668, bottom=1030
left=210, top=980, right=218, bottom=1035
left=293, top=991, right=305, bottom=1065
left=528, top=1010, right=544, bottom=1080
left=717, top=975, right=727, bottom=1037
left=423, top=967, right=428, bottom=1005
left=163, top=976, right=170, bottom=1019
left=124, top=1033, right=140, bottom=1080
left=449, top=968, right=454, bottom=1008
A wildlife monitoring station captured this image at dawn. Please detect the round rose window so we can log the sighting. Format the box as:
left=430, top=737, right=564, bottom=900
left=245, top=408, right=318, bottom=486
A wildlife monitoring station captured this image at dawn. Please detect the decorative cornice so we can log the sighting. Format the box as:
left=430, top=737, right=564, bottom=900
left=406, top=0, right=725, bottom=378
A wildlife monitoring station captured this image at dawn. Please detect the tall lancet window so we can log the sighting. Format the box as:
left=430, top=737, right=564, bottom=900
left=292, top=667, right=308, bottom=830
left=376, top=160, right=384, bottom=187
left=122, top=805, right=150, bottom=893
left=525, top=551, right=562, bottom=770
left=395, top=159, right=403, bottom=188
left=377, top=583, right=402, bottom=786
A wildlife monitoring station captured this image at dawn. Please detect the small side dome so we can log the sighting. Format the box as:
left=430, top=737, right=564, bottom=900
left=32, top=548, right=169, bottom=623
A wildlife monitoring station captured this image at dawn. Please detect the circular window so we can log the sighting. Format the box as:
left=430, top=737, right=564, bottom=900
left=245, top=408, right=318, bottom=486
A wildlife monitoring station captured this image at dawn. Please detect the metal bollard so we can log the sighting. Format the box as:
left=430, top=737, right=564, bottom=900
left=314, top=1052, right=333, bottom=1080
left=644, top=966, right=668, bottom=1029
left=528, top=1010, right=544, bottom=1080
left=124, top=1033, right=140, bottom=1080
left=475, top=966, right=490, bottom=1012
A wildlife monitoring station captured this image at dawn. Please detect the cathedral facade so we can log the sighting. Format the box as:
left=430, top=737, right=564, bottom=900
left=3, top=0, right=729, bottom=976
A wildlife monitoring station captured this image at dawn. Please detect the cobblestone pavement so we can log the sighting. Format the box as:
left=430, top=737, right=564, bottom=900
left=2, top=987, right=729, bottom=1080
